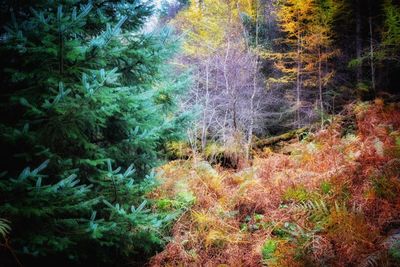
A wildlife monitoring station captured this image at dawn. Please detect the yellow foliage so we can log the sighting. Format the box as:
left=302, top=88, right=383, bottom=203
left=274, top=0, right=342, bottom=88
left=173, top=0, right=229, bottom=56
left=173, top=0, right=262, bottom=57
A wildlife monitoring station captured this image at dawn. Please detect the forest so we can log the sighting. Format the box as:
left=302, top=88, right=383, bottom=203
left=0, top=0, right=399, bottom=266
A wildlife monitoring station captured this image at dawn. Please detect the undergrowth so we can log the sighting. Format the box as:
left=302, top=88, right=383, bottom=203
left=149, top=101, right=400, bottom=266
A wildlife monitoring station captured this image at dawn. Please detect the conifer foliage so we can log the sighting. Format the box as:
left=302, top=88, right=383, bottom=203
left=0, top=0, right=191, bottom=265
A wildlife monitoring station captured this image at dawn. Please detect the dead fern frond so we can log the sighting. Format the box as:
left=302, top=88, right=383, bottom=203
left=358, top=251, right=387, bottom=267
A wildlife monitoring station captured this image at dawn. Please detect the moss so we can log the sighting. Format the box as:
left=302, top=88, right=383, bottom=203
left=321, top=181, right=332, bottom=195
left=261, top=239, right=277, bottom=261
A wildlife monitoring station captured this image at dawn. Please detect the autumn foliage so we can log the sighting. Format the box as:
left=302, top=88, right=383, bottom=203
left=149, top=101, right=400, bottom=266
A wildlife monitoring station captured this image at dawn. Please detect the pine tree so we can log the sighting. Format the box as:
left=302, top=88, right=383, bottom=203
left=0, top=0, right=191, bottom=265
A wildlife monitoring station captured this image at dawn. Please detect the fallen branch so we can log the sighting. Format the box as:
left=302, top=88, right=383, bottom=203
left=254, top=127, right=310, bottom=148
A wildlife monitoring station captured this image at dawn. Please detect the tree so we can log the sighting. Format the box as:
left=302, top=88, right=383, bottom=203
left=0, top=0, right=191, bottom=265
left=172, top=0, right=270, bottom=163
left=381, top=0, right=400, bottom=62
left=304, top=0, right=342, bottom=126
left=273, top=0, right=341, bottom=127
left=173, top=0, right=266, bottom=157
left=273, top=0, right=315, bottom=127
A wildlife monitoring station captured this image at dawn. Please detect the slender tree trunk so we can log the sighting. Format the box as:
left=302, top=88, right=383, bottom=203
left=223, top=40, right=233, bottom=136
left=201, top=61, right=210, bottom=152
left=355, top=0, right=362, bottom=84
left=318, top=46, right=323, bottom=128
left=246, top=0, right=259, bottom=161
left=247, top=59, right=257, bottom=160
left=296, top=33, right=302, bottom=128
left=233, top=98, right=237, bottom=131
left=222, top=110, right=228, bottom=144
left=368, top=16, right=376, bottom=95
left=190, top=72, right=202, bottom=162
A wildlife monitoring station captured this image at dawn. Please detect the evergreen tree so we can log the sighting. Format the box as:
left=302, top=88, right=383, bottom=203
left=0, top=0, right=191, bottom=265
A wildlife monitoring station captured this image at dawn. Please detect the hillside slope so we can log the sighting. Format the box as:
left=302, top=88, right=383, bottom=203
left=149, top=101, right=400, bottom=267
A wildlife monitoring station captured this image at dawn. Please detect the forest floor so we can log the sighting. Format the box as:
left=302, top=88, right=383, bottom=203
left=149, top=101, right=400, bottom=267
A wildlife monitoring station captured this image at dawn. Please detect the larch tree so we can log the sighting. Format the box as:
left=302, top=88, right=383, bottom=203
left=304, top=0, right=342, bottom=126
left=274, top=0, right=315, bottom=127
left=274, top=0, right=341, bottom=127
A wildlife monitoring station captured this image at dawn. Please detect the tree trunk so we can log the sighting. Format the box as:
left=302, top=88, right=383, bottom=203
left=247, top=73, right=256, bottom=160
left=318, top=46, right=323, bottom=128
left=232, top=98, right=238, bottom=131
left=369, top=16, right=376, bottom=95
left=201, top=61, right=210, bottom=152
left=355, top=0, right=363, bottom=85
left=296, top=32, right=302, bottom=128
left=223, top=40, right=233, bottom=135
left=246, top=1, right=259, bottom=161
left=254, top=127, right=309, bottom=148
